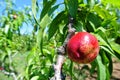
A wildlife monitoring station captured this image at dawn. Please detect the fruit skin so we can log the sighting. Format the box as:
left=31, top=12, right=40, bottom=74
left=13, top=14, right=17, bottom=19
left=67, top=32, right=99, bottom=63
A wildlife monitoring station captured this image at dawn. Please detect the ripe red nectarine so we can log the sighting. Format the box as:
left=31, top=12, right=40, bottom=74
left=67, top=32, right=99, bottom=63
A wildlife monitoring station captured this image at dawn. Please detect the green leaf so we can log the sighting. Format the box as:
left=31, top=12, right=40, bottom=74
left=95, top=27, right=114, bottom=53
left=40, top=14, right=51, bottom=28
left=48, top=11, right=67, bottom=40
left=96, top=54, right=106, bottom=80
left=90, top=61, right=97, bottom=74
left=95, top=30, right=113, bottom=56
left=94, top=5, right=111, bottom=19
left=7, top=28, right=13, bottom=40
left=37, top=29, right=44, bottom=54
left=4, top=24, right=10, bottom=34
left=32, top=0, right=37, bottom=18
left=105, top=65, right=111, bottom=80
left=69, top=61, right=73, bottom=78
left=32, top=0, right=39, bottom=24
left=87, top=0, right=95, bottom=8
left=100, top=51, right=109, bottom=64
left=102, top=0, right=120, bottom=8
left=37, top=14, right=51, bottom=54
left=110, top=42, right=120, bottom=59
left=110, top=20, right=119, bottom=36
left=101, top=17, right=116, bottom=27
left=43, top=49, right=53, bottom=63
left=43, top=0, right=48, bottom=7
left=48, top=4, right=60, bottom=16
left=59, top=23, right=66, bottom=34
left=74, top=21, right=84, bottom=32
left=106, top=52, right=113, bottom=76
left=100, top=46, right=115, bottom=57
left=110, top=42, right=120, bottom=54
left=40, top=0, right=56, bottom=20
left=100, top=51, right=112, bottom=79
left=65, top=0, right=78, bottom=18
left=88, top=21, right=96, bottom=32
left=87, top=13, right=101, bottom=28
left=32, top=0, right=40, bottom=25
left=31, top=76, right=39, bottom=80
left=101, top=19, right=111, bottom=27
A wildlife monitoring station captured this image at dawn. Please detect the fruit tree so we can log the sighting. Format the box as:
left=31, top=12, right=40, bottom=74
left=0, top=0, right=120, bottom=80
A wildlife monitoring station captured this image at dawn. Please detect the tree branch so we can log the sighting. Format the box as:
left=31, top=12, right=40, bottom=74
left=50, top=17, right=76, bottom=80
left=0, top=69, right=17, bottom=80
left=0, top=52, right=18, bottom=80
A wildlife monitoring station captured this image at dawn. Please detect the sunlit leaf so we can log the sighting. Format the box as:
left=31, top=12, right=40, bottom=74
left=100, top=46, right=115, bottom=57
left=40, top=14, right=51, bottom=28
left=110, top=42, right=120, bottom=54
left=4, top=24, right=10, bottom=34
left=32, top=0, right=39, bottom=24
left=95, top=27, right=114, bottom=53
left=32, top=0, right=36, bottom=17
left=31, top=76, right=39, bottom=80
left=96, top=54, right=106, bottom=80
left=102, top=0, right=120, bottom=8
left=87, top=0, right=95, bottom=8
left=110, top=42, right=120, bottom=59
left=94, top=5, right=111, bottom=19
left=37, top=14, right=51, bottom=54
left=100, top=51, right=112, bottom=79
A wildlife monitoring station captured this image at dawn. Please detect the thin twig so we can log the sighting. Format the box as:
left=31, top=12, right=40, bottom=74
left=1, top=69, right=17, bottom=80
left=1, top=51, right=18, bottom=80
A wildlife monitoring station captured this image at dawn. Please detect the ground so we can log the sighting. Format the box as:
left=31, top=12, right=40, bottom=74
left=0, top=57, right=120, bottom=80
left=111, top=58, right=120, bottom=80
left=66, top=58, right=120, bottom=80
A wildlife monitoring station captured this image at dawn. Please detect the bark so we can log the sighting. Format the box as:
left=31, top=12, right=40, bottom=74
left=50, top=17, right=75, bottom=80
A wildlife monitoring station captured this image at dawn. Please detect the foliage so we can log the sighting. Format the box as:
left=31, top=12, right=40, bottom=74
left=0, top=0, right=120, bottom=80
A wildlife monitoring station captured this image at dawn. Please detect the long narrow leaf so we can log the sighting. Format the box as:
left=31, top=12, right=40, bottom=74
left=48, top=11, right=67, bottom=40
left=110, top=42, right=120, bottom=54
left=40, top=0, right=56, bottom=20
left=69, top=61, right=73, bottom=79
left=87, top=13, right=101, bottom=28
left=100, top=51, right=112, bottom=80
left=102, top=0, right=120, bottom=8
left=106, top=52, right=113, bottom=76
left=96, top=28, right=114, bottom=53
left=100, top=46, right=115, bottom=57
left=32, top=0, right=36, bottom=18
left=32, top=0, right=40, bottom=26
left=110, top=42, right=120, bottom=59
left=37, top=14, right=51, bottom=54
left=65, top=0, right=78, bottom=18
left=96, top=54, right=106, bottom=80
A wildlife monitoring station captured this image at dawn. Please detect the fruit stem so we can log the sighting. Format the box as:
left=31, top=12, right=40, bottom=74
left=50, top=16, right=76, bottom=80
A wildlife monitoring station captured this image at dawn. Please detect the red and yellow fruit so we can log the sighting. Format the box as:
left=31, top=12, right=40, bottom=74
left=67, top=32, right=99, bottom=63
